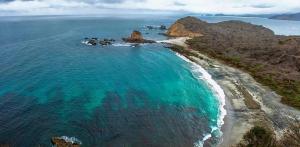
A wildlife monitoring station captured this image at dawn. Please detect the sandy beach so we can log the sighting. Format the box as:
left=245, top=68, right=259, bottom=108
left=161, top=37, right=300, bottom=146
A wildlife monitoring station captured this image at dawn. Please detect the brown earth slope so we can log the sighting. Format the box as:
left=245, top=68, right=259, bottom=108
left=167, top=16, right=300, bottom=109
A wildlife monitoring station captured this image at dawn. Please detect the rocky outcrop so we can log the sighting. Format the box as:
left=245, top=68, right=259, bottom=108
left=123, top=31, right=156, bottom=43
left=51, top=136, right=82, bottom=147
left=82, top=38, right=115, bottom=46
left=99, top=39, right=115, bottom=46
left=87, top=38, right=97, bottom=46
left=160, top=25, right=167, bottom=30
left=166, top=16, right=207, bottom=37
left=146, top=25, right=167, bottom=30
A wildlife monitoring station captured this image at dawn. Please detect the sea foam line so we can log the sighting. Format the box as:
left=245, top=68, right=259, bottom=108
left=175, top=53, right=227, bottom=147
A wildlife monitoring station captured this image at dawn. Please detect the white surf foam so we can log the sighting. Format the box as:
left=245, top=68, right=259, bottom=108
left=112, top=43, right=132, bottom=47
left=81, top=40, right=93, bottom=46
left=58, top=136, right=82, bottom=145
left=175, top=53, right=227, bottom=147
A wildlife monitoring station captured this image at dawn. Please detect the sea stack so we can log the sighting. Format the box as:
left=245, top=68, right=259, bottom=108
left=123, top=31, right=156, bottom=43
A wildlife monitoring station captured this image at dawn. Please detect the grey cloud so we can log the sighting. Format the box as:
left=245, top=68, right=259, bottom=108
left=174, top=2, right=186, bottom=6
left=250, top=4, right=274, bottom=8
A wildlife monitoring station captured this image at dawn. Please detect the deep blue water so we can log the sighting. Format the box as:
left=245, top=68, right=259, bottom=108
left=0, top=15, right=299, bottom=147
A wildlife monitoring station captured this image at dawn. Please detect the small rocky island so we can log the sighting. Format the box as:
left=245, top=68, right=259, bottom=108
left=146, top=25, right=167, bottom=30
left=122, top=31, right=156, bottom=43
left=83, top=38, right=115, bottom=46
left=51, top=136, right=82, bottom=147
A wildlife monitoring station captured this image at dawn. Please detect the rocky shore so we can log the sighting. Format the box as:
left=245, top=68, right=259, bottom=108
left=162, top=37, right=300, bottom=147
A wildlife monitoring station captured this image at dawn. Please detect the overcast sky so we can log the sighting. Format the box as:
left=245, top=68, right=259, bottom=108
left=0, top=0, right=299, bottom=16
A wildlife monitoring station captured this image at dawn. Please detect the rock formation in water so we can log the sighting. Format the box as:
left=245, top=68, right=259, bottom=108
left=123, top=31, right=156, bottom=43
left=87, top=38, right=97, bottom=46
left=168, top=16, right=300, bottom=108
left=146, top=25, right=167, bottom=30
left=51, top=136, right=81, bottom=147
left=83, top=38, right=115, bottom=46
left=160, top=25, right=167, bottom=30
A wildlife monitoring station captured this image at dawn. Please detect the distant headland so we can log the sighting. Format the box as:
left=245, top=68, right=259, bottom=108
left=270, top=12, right=300, bottom=21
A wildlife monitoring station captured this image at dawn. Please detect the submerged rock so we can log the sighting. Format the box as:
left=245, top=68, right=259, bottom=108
left=99, top=40, right=112, bottom=46
left=99, top=38, right=115, bottom=46
left=87, top=39, right=97, bottom=46
left=82, top=38, right=116, bottom=46
left=146, top=25, right=167, bottom=30
left=160, top=25, right=167, bottom=30
left=146, top=25, right=155, bottom=30
left=122, top=31, right=156, bottom=43
left=51, top=136, right=82, bottom=147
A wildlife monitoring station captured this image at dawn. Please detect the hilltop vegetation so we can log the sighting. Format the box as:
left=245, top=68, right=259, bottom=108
left=167, top=16, right=300, bottom=109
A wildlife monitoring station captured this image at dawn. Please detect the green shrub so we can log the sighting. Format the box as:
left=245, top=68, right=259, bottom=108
left=238, top=126, right=276, bottom=147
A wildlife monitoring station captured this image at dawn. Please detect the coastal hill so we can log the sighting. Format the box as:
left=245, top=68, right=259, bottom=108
left=270, top=13, right=300, bottom=21
left=167, top=16, right=300, bottom=108
left=166, top=16, right=207, bottom=37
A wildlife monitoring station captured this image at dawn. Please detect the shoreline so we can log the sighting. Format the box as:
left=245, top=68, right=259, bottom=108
left=161, top=37, right=300, bottom=146
left=175, top=53, right=226, bottom=147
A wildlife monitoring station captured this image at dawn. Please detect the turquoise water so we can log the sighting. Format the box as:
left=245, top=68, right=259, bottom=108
left=0, top=15, right=299, bottom=147
left=0, top=16, right=220, bottom=146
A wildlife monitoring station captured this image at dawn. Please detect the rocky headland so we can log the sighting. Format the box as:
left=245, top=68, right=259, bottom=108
left=167, top=16, right=300, bottom=109
left=166, top=17, right=205, bottom=37
left=164, top=16, right=300, bottom=147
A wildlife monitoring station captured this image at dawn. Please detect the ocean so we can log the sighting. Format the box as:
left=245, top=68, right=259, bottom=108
left=0, top=15, right=299, bottom=147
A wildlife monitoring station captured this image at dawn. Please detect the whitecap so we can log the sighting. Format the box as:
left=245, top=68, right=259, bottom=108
left=58, top=136, right=82, bottom=145
left=112, top=43, right=133, bottom=47
left=81, top=40, right=93, bottom=46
